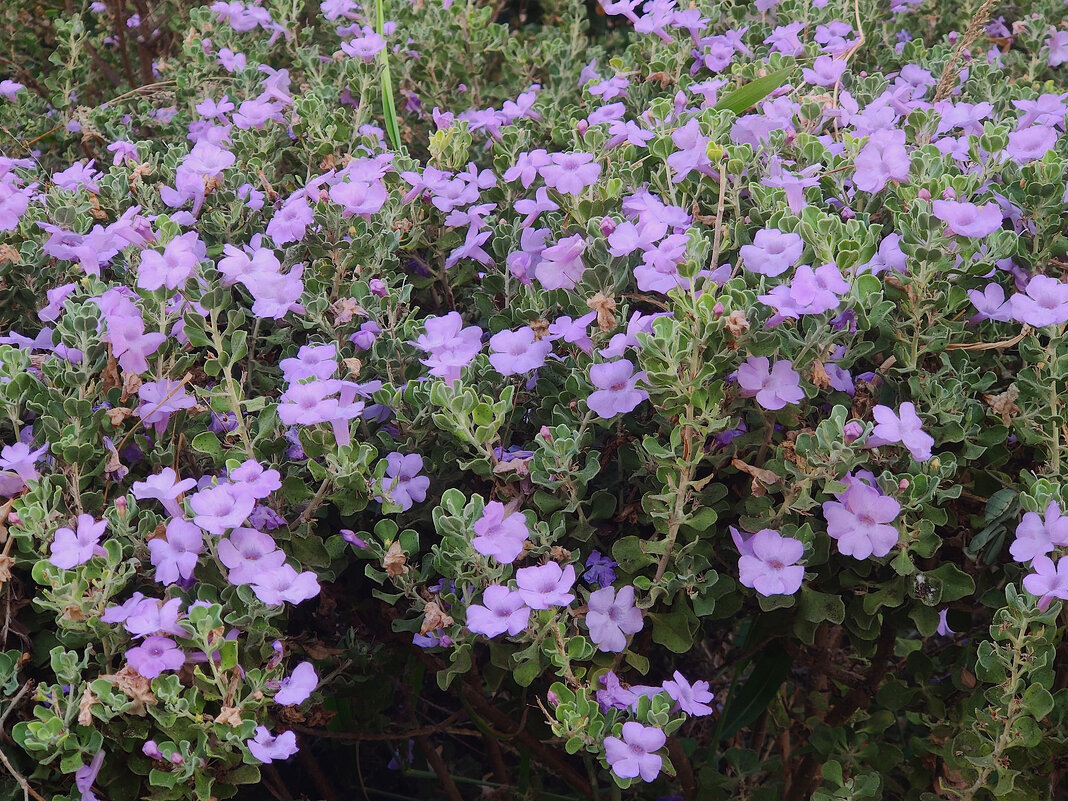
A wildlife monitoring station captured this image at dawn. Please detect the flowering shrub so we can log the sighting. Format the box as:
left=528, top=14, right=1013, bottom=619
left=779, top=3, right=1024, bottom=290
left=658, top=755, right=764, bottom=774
left=2, top=0, right=1068, bottom=799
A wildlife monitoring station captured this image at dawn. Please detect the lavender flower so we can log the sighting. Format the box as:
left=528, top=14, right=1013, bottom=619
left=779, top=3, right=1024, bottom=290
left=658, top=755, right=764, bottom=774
left=823, top=477, right=901, bottom=559
left=868, top=402, right=934, bottom=461
left=583, top=551, right=617, bottom=587
left=472, top=501, right=529, bottom=563
left=932, top=200, right=1003, bottom=238
left=49, top=514, right=107, bottom=569
left=739, top=228, right=804, bottom=276
left=247, top=728, right=299, bottom=763
left=1010, top=501, right=1068, bottom=563
left=585, top=585, right=643, bottom=652
left=148, top=519, right=204, bottom=585
left=661, top=670, right=714, bottom=716
left=736, top=357, right=804, bottom=411
left=126, top=636, right=186, bottom=678
left=488, top=328, right=552, bottom=376
left=376, top=453, right=430, bottom=511
left=466, top=586, right=531, bottom=637
left=587, top=360, right=649, bottom=418
left=732, top=527, right=805, bottom=595
left=604, top=722, right=665, bottom=781
left=515, top=562, right=576, bottom=609
left=274, top=661, right=318, bottom=705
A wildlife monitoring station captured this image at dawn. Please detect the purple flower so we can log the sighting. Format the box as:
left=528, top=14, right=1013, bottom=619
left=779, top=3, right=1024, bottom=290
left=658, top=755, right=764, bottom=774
left=248, top=727, right=299, bottom=763
left=472, top=501, right=529, bottom=563
left=1047, top=31, right=1068, bottom=67
left=739, top=228, right=804, bottom=277
left=547, top=312, right=596, bottom=355
left=137, top=232, right=204, bottom=291
left=758, top=263, right=849, bottom=321
left=274, top=661, right=318, bottom=705
left=936, top=609, right=956, bottom=636
left=376, top=453, right=430, bottom=511
left=732, top=527, right=805, bottom=595
left=229, top=459, right=281, bottom=499
left=412, top=312, right=484, bottom=384
left=535, top=234, right=587, bottom=291
left=1010, top=501, right=1068, bottom=563
left=1009, top=275, right=1068, bottom=327
left=137, top=380, right=197, bottom=435
left=868, top=402, right=934, bottom=461
left=596, top=670, right=639, bottom=711
left=1023, top=555, right=1068, bottom=611
left=666, top=118, right=712, bottom=183
left=587, top=360, right=649, bottom=418
left=190, top=483, right=256, bottom=535
left=49, top=514, right=107, bottom=569
left=661, top=670, right=714, bottom=716
left=1007, top=125, right=1059, bottom=162
left=489, top=328, right=552, bottom=375
left=122, top=597, right=186, bottom=638
left=586, top=585, right=643, bottom=652
left=803, top=55, right=848, bottom=87
left=75, top=750, right=105, bottom=801
left=249, top=564, right=321, bottom=606
left=539, top=152, right=600, bottom=195
left=126, top=636, right=186, bottom=678
left=823, top=478, right=901, bottom=559
left=148, top=519, right=204, bottom=585
left=132, top=467, right=196, bottom=519
left=853, top=129, right=910, bottom=193
left=604, top=722, right=665, bottom=782
left=583, top=551, right=617, bottom=587
left=219, top=527, right=287, bottom=584
left=968, top=283, right=1013, bottom=323
left=515, top=562, right=576, bottom=609
left=932, top=200, right=1003, bottom=238
left=737, top=357, right=804, bottom=411
left=466, top=586, right=531, bottom=637
left=278, top=380, right=343, bottom=426
left=0, top=442, right=47, bottom=486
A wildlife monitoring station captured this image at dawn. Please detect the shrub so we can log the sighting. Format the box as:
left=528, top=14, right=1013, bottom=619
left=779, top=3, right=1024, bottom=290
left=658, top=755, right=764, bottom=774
left=1, top=0, right=1068, bottom=799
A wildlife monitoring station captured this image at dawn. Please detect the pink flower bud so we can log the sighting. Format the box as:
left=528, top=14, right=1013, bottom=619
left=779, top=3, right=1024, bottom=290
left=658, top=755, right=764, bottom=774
left=539, top=426, right=553, bottom=442
left=898, top=478, right=910, bottom=492
left=115, top=496, right=128, bottom=516
left=547, top=690, right=560, bottom=707
left=576, top=120, right=589, bottom=137
left=369, top=278, right=387, bottom=297
left=942, top=187, right=957, bottom=200
left=712, top=301, right=725, bottom=318
left=843, top=421, right=863, bottom=443
left=599, top=217, right=616, bottom=237
left=918, top=188, right=931, bottom=201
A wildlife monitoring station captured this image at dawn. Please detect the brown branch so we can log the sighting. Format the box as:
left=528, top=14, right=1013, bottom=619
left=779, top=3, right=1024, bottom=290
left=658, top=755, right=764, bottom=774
left=784, top=624, right=896, bottom=801
left=415, top=735, right=465, bottom=801
left=297, top=747, right=342, bottom=801
left=667, top=736, right=697, bottom=801
left=289, top=711, right=465, bottom=741
left=105, top=0, right=138, bottom=87
left=0, top=682, right=48, bottom=801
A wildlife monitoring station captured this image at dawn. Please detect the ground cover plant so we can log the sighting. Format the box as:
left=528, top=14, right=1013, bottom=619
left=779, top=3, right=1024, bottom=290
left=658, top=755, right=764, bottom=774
left=1, top=0, right=1068, bottom=798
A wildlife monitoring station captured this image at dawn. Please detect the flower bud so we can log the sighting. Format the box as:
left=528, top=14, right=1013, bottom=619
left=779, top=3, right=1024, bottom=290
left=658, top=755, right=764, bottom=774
left=599, top=217, right=616, bottom=237
left=917, top=188, right=931, bottom=201
left=843, top=421, right=863, bottom=443
left=115, top=496, right=128, bottom=517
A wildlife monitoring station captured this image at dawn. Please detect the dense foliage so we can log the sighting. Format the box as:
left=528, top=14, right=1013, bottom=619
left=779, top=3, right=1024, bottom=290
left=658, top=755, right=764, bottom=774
left=1, top=0, right=1068, bottom=799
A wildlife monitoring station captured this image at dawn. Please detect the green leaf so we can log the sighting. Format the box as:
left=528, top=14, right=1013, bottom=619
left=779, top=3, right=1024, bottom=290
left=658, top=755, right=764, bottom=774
left=191, top=432, right=222, bottom=458
left=798, top=587, right=845, bottom=624
left=717, top=649, right=792, bottom=739
left=713, top=67, right=794, bottom=115
left=1021, top=684, right=1054, bottom=721
left=647, top=600, right=699, bottom=653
